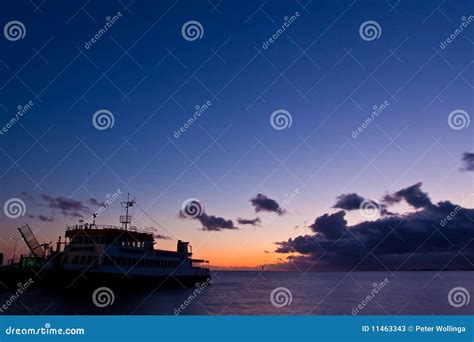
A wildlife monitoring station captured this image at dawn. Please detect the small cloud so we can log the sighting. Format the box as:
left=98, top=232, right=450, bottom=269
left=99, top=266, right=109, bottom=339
left=250, top=194, right=285, bottom=215
left=333, top=193, right=366, bottom=210
left=461, top=152, right=474, bottom=171
left=382, top=182, right=433, bottom=209
left=38, top=215, right=55, bottom=222
left=237, top=217, right=261, bottom=226
left=21, top=192, right=34, bottom=201
left=153, top=233, right=171, bottom=240
left=198, top=213, right=238, bottom=231
left=41, top=194, right=90, bottom=217
left=89, top=198, right=105, bottom=207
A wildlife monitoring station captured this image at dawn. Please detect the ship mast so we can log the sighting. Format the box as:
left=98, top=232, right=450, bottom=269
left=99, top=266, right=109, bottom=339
left=120, top=193, right=135, bottom=230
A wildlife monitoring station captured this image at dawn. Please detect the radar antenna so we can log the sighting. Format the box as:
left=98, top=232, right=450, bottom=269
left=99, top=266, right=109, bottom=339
left=120, top=193, right=135, bottom=230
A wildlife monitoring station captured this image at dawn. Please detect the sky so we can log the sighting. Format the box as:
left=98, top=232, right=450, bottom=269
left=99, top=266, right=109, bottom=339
left=0, top=0, right=473, bottom=270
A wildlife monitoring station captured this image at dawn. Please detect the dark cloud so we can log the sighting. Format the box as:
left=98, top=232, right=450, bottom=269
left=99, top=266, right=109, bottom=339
left=129, top=226, right=171, bottom=239
left=38, top=215, right=55, bottom=222
left=461, top=152, right=474, bottom=171
left=237, top=217, right=261, bottom=226
left=309, top=211, right=347, bottom=239
left=198, top=213, right=238, bottom=231
left=41, top=194, right=90, bottom=217
left=89, top=198, right=105, bottom=207
left=250, top=194, right=285, bottom=215
left=153, top=233, right=171, bottom=240
left=333, top=193, right=392, bottom=216
left=382, top=182, right=434, bottom=209
left=21, top=192, right=35, bottom=201
left=333, top=193, right=366, bottom=210
left=276, top=184, right=474, bottom=271
left=264, top=250, right=270, bottom=253
left=68, top=212, right=84, bottom=218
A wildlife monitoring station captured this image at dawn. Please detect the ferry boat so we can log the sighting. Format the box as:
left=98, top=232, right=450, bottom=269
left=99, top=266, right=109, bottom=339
left=0, top=196, right=210, bottom=290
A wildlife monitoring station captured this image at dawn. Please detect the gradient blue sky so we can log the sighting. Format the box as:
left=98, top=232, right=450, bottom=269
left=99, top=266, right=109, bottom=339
left=0, top=0, right=472, bottom=267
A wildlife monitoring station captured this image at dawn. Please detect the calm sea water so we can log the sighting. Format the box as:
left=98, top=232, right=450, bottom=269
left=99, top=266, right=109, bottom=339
left=1, top=271, right=472, bottom=315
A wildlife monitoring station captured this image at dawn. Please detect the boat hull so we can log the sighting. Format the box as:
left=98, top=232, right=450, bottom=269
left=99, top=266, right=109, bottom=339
left=0, top=267, right=211, bottom=292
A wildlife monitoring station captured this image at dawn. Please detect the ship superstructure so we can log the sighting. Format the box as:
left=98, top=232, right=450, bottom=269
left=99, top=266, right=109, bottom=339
left=1, top=195, right=210, bottom=289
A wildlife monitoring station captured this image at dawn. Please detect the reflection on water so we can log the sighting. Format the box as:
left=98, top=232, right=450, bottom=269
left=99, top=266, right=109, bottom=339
left=0, top=271, right=471, bottom=315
